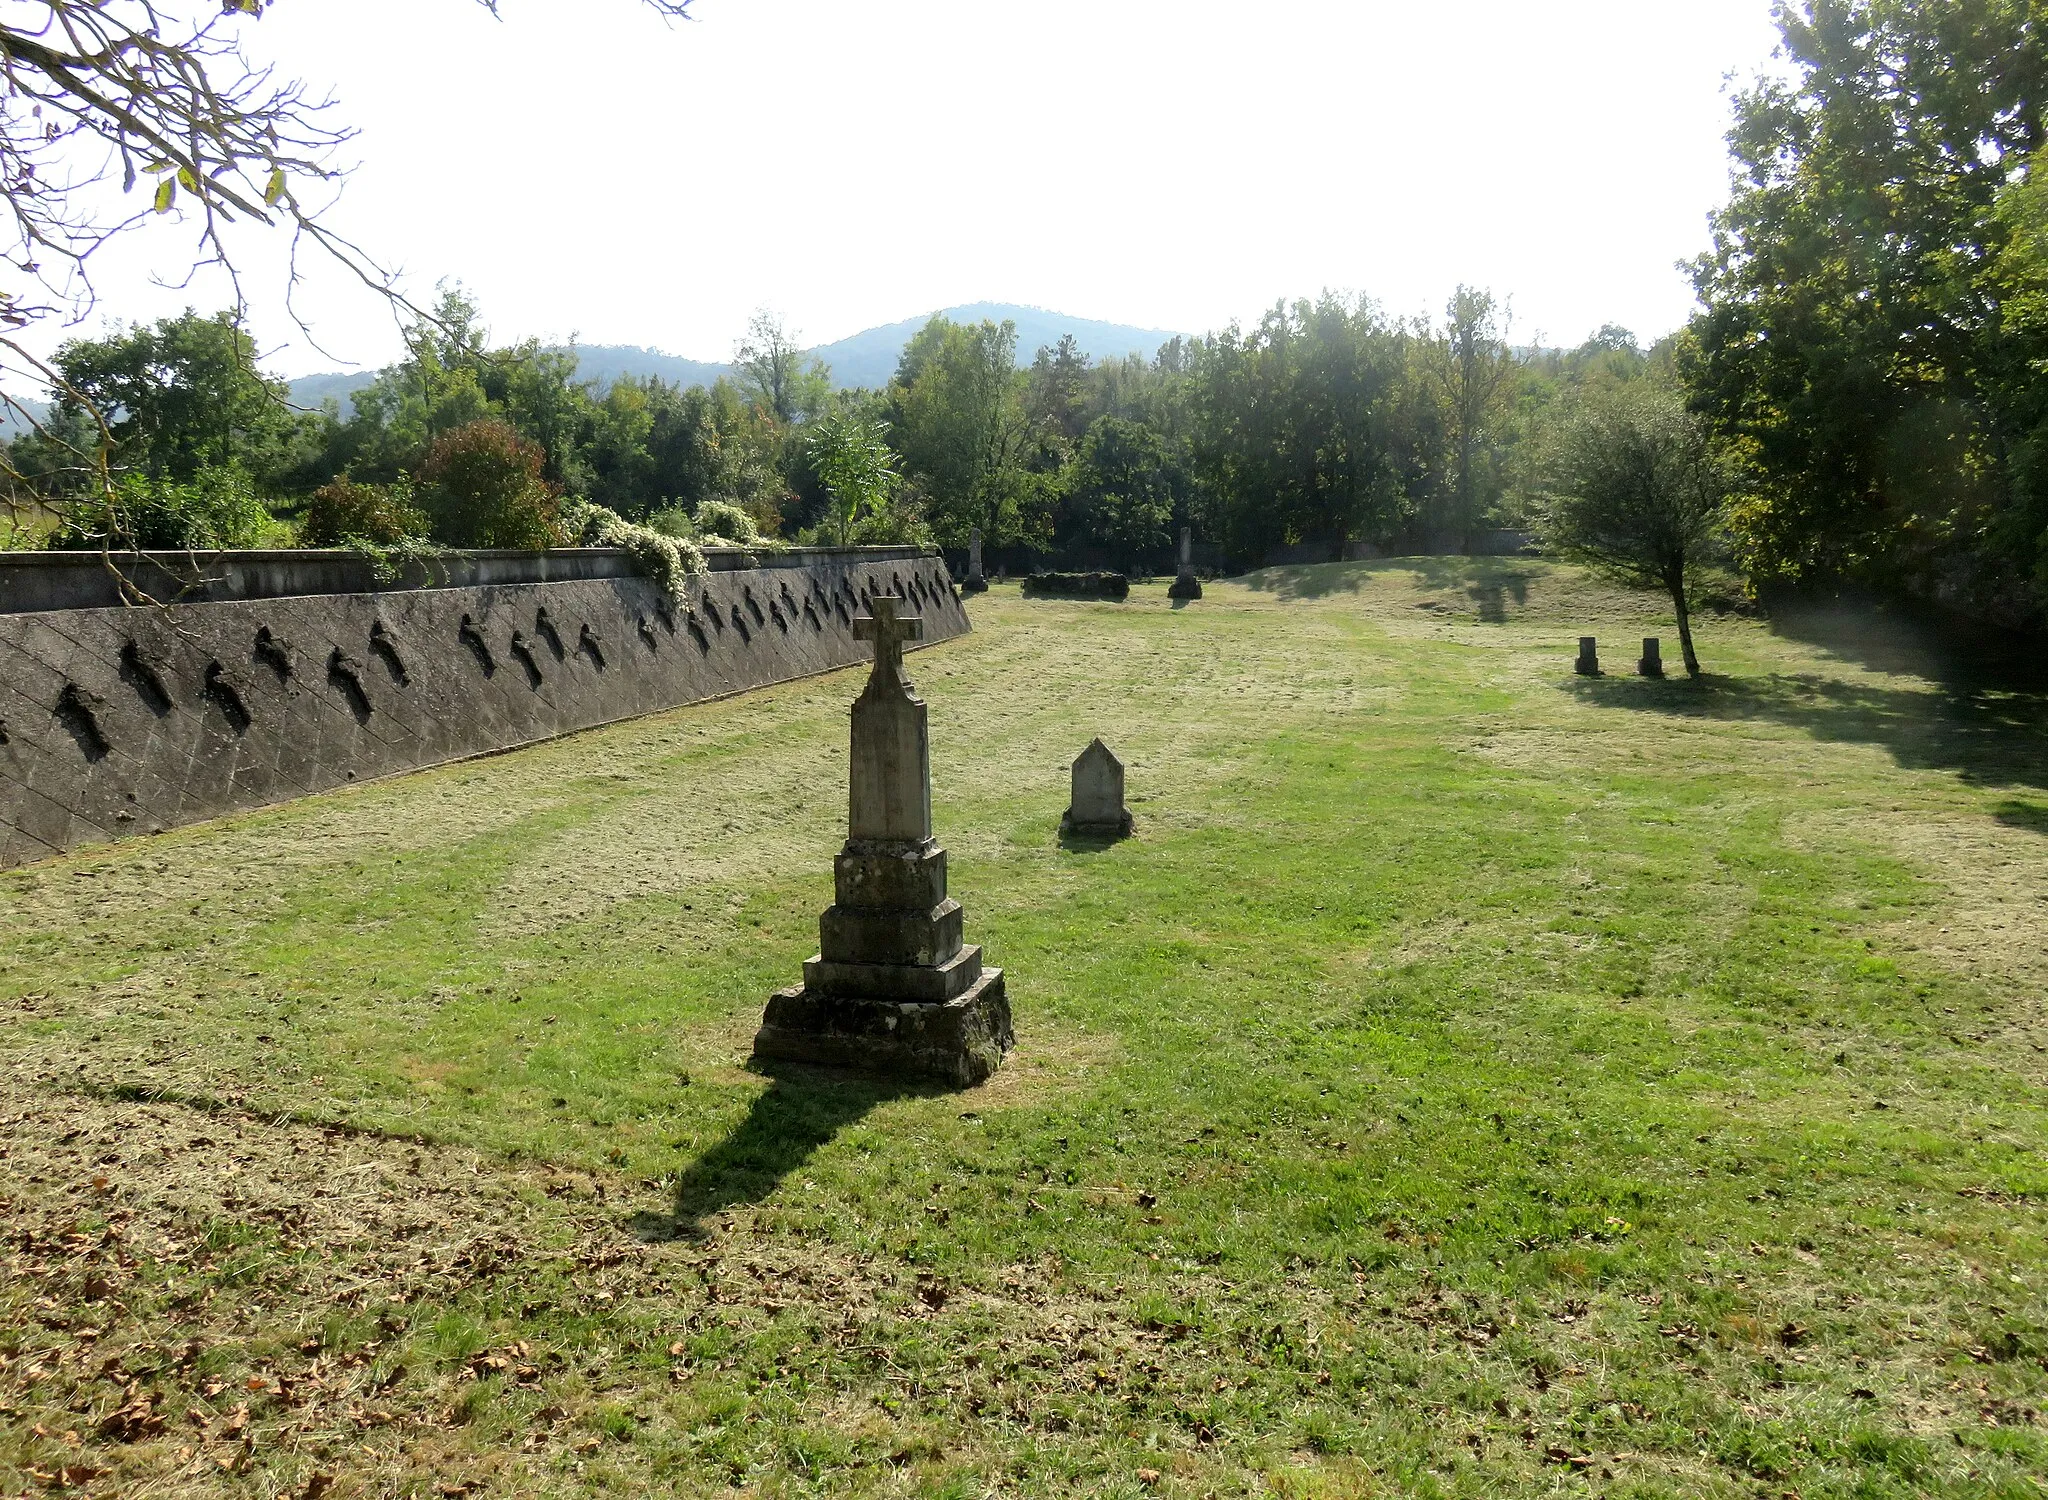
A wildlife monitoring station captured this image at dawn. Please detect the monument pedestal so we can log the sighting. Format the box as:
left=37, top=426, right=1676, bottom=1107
left=755, top=598, right=1013, bottom=1087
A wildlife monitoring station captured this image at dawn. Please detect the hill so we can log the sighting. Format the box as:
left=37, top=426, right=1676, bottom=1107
left=282, top=303, right=1186, bottom=411
left=808, top=302, right=1184, bottom=389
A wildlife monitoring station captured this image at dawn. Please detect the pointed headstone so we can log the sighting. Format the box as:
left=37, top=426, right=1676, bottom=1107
left=1061, top=738, right=1133, bottom=839
left=755, top=595, right=1012, bottom=1086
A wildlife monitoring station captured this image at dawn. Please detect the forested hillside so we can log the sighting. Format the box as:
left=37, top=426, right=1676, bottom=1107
left=9, top=0, right=2048, bottom=632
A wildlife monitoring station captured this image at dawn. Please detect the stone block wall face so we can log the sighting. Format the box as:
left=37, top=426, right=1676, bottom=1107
left=0, top=554, right=968, bottom=870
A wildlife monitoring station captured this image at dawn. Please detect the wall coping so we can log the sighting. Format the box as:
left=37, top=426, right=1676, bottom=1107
left=0, top=544, right=941, bottom=614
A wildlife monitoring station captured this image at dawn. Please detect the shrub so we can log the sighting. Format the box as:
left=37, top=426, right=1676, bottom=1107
left=301, top=476, right=428, bottom=547
left=566, top=500, right=705, bottom=606
left=417, top=418, right=562, bottom=549
left=1022, top=571, right=1130, bottom=600
left=50, top=465, right=278, bottom=550
left=693, top=497, right=766, bottom=545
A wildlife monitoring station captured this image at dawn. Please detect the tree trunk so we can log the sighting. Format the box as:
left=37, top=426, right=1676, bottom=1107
left=1669, top=573, right=1701, bottom=678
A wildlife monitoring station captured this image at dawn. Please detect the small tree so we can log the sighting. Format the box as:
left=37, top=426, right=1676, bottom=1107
left=808, top=413, right=899, bottom=546
left=1539, top=383, right=1731, bottom=677
left=417, top=419, right=560, bottom=550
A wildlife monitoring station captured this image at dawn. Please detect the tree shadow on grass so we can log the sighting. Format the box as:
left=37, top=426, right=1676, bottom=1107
left=628, top=1061, right=926, bottom=1241
left=1243, top=556, right=1549, bottom=609
left=1563, top=669, right=2048, bottom=795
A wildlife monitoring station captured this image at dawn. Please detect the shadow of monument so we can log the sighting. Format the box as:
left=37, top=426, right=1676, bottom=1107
left=1561, top=668, right=2048, bottom=797
left=629, top=1063, right=926, bottom=1241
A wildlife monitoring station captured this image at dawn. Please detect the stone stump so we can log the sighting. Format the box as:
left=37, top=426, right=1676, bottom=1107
left=1168, top=527, right=1203, bottom=601
left=755, top=596, right=1012, bottom=1086
left=1638, top=637, right=1664, bottom=678
left=1574, top=636, right=1601, bottom=676
left=1061, top=738, right=1133, bottom=840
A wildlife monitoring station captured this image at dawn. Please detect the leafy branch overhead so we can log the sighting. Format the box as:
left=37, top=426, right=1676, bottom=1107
left=0, top=0, right=696, bottom=542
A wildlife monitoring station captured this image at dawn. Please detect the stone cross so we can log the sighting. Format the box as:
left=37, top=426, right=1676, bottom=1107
left=849, top=596, right=930, bottom=844
left=853, top=594, right=924, bottom=688
left=756, top=589, right=1012, bottom=1086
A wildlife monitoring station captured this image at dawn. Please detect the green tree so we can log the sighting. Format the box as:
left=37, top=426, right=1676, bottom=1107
left=1066, top=416, right=1175, bottom=565
left=1189, top=295, right=1410, bottom=560
left=807, top=413, right=899, bottom=546
left=416, top=418, right=561, bottom=549
left=1539, top=382, right=1732, bottom=678
left=1685, top=0, right=2048, bottom=621
left=29, top=309, right=317, bottom=491
left=734, top=310, right=831, bottom=425
left=1418, top=286, right=1521, bottom=548
left=888, top=315, right=1040, bottom=546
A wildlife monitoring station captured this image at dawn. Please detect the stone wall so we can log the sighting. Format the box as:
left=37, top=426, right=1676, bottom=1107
left=0, top=549, right=968, bottom=870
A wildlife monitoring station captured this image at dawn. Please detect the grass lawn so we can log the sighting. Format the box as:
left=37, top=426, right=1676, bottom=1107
left=2, top=558, right=2045, bottom=1498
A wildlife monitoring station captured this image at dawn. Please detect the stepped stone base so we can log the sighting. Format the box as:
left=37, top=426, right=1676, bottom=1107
left=1168, top=574, right=1203, bottom=600
left=755, top=968, right=1012, bottom=1087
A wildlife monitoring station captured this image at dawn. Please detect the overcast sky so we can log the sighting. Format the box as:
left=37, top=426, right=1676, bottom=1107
left=53, top=0, right=1787, bottom=378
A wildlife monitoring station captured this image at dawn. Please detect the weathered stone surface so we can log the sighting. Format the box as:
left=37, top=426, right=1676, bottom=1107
left=834, top=839, right=948, bottom=910
left=818, top=898, right=964, bottom=968
left=849, top=600, right=930, bottom=844
left=803, top=943, right=986, bottom=1003
left=756, top=592, right=1012, bottom=1086
left=756, top=968, right=1012, bottom=1088
left=0, top=552, right=967, bottom=871
left=1170, top=527, right=1204, bottom=601
left=962, top=529, right=988, bottom=594
left=1062, top=737, right=1132, bottom=839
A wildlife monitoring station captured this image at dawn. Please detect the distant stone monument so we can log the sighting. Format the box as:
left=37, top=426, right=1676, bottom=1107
left=1168, top=528, right=1203, bottom=601
left=963, top=530, right=988, bottom=594
left=1574, top=636, right=1601, bottom=677
left=755, top=595, right=1012, bottom=1086
left=1638, top=637, right=1665, bottom=678
left=1061, top=739, right=1133, bottom=840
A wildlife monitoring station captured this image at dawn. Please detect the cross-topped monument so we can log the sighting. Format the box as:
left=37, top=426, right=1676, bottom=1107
left=755, top=592, right=1012, bottom=1086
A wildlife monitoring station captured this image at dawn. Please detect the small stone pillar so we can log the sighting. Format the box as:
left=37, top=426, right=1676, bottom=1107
left=1574, top=636, right=1601, bottom=676
left=963, top=530, right=988, bottom=594
left=1638, top=637, right=1664, bottom=678
left=756, top=596, right=1012, bottom=1086
left=1168, top=527, right=1203, bottom=601
left=1061, top=739, right=1133, bottom=839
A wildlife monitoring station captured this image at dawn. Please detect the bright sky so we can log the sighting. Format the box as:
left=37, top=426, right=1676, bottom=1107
left=51, top=0, right=1787, bottom=378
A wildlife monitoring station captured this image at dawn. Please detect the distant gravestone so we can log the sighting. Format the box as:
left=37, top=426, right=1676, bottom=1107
left=1574, top=636, right=1601, bottom=676
left=1168, top=527, right=1203, bottom=601
left=755, top=595, right=1013, bottom=1086
left=963, top=530, right=988, bottom=594
left=1638, top=637, right=1665, bottom=678
left=1061, top=738, right=1133, bottom=840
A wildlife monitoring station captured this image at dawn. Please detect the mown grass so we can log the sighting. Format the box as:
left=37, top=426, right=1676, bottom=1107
left=1, top=558, right=2044, bottom=1498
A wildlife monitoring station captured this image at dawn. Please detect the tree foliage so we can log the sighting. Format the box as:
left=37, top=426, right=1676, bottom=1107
left=1685, top=0, right=2048, bottom=624
left=1539, top=382, right=1732, bottom=676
